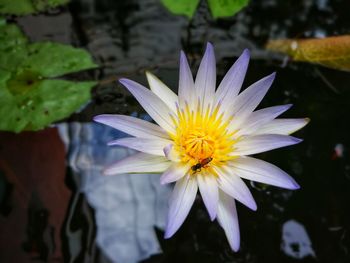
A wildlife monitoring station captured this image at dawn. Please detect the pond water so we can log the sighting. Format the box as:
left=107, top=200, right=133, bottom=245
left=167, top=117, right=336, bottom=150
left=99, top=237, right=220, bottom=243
left=1, top=0, right=350, bottom=262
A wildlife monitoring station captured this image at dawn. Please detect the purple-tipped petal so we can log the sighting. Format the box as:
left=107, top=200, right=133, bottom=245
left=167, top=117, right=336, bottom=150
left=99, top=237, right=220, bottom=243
left=215, top=166, right=257, bottom=211
left=225, top=72, right=276, bottom=129
left=232, top=134, right=302, bottom=156
left=197, top=173, right=219, bottom=220
left=104, top=152, right=171, bottom=176
left=93, top=114, right=169, bottom=139
left=108, top=137, right=172, bottom=156
left=215, top=49, right=250, bottom=107
left=119, top=78, right=176, bottom=134
left=146, top=71, right=178, bottom=113
left=164, top=176, right=198, bottom=238
left=230, top=156, right=300, bottom=190
left=160, top=163, right=190, bottom=184
left=217, top=191, right=240, bottom=251
left=254, top=118, right=310, bottom=135
left=235, top=104, right=293, bottom=137
left=178, top=51, right=195, bottom=108
left=195, top=42, right=216, bottom=109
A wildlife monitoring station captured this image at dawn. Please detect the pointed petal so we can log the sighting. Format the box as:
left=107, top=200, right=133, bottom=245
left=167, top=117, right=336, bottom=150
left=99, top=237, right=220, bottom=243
left=163, top=144, right=181, bottom=162
left=254, top=118, right=310, bottom=135
left=178, top=51, right=195, bottom=108
left=232, top=134, right=302, bottom=156
left=146, top=71, right=178, bottom=113
left=119, top=78, right=176, bottom=134
left=104, top=152, right=171, bottom=176
left=195, top=42, right=216, bottom=109
left=234, top=104, right=292, bottom=137
left=160, top=162, right=191, bottom=184
left=215, top=49, right=250, bottom=107
left=217, top=191, right=240, bottom=252
left=230, top=157, right=300, bottom=189
left=108, top=137, right=172, bottom=156
left=214, top=166, right=257, bottom=210
left=94, top=114, right=169, bottom=139
left=225, top=72, right=276, bottom=130
left=197, top=173, right=219, bottom=220
left=165, top=176, right=198, bottom=238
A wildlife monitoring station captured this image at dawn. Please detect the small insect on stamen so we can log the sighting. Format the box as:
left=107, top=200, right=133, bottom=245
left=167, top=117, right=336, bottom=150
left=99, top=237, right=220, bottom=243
left=191, top=157, right=213, bottom=173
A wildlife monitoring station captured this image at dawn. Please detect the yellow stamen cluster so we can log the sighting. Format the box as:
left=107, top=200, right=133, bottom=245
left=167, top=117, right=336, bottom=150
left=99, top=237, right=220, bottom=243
left=171, top=102, right=236, bottom=174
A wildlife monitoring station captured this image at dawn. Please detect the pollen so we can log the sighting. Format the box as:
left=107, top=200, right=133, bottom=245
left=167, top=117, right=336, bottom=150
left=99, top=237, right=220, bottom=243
left=171, top=102, right=236, bottom=171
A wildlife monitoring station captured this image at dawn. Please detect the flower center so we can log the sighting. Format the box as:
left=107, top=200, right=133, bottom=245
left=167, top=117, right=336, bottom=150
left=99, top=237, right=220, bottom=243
left=183, top=128, right=215, bottom=160
left=171, top=104, right=236, bottom=172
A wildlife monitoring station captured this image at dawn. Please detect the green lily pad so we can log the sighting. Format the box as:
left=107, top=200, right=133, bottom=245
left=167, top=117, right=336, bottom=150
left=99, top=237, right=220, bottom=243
left=26, top=80, right=94, bottom=131
left=207, top=0, right=249, bottom=18
left=0, top=69, right=28, bottom=132
left=33, top=0, right=70, bottom=12
left=22, top=42, right=99, bottom=78
left=0, top=23, right=28, bottom=49
left=0, top=0, right=70, bottom=16
left=160, top=0, right=200, bottom=18
left=0, top=17, right=6, bottom=25
left=0, top=23, right=28, bottom=71
left=161, top=0, right=248, bottom=19
left=1, top=70, right=95, bottom=132
left=0, top=23, right=98, bottom=132
left=0, top=0, right=34, bottom=16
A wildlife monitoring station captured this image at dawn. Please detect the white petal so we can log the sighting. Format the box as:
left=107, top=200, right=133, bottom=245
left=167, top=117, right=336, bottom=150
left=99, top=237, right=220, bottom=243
left=164, top=176, right=198, bottom=238
left=230, top=157, right=300, bottom=189
left=108, top=137, right=172, bottom=156
left=234, top=104, right=292, bottom=137
left=254, top=118, right=310, bottom=135
left=197, top=173, right=219, bottom=220
left=104, top=152, right=171, bottom=176
left=214, top=166, right=257, bottom=210
left=178, top=51, right=195, bottom=108
left=163, top=144, right=181, bottom=162
left=215, top=49, right=250, bottom=108
left=146, top=71, right=178, bottom=113
left=232, top=134, right=302, bottom=156
left=225, top=72, right=276, bottom=130
left=94, top=114, right=169, bottom=139
left=195, top=43, right=216, bottom=109
left=217, top=191, right=240, bottom=251
left=119, top=78, right=176, bottom=134
left=160, top=162, right=191, bottom=184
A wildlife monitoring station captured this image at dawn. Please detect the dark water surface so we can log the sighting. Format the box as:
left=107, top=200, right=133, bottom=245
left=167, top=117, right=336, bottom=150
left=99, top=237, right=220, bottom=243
left=1, top=0, right=350, bottom=262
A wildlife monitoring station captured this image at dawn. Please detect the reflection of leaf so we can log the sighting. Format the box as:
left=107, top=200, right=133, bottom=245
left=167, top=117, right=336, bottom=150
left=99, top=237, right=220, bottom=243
left=207, top=0, right=249, bottom=18
left=266, top=36, right=350, bottom=72
left=0, top=0, right=70, bottom=15
left=0, top=128, right=70, bottom=262
left=160, top=0, right=200, bottom=18
left=0, top=23, right=98, bottom=132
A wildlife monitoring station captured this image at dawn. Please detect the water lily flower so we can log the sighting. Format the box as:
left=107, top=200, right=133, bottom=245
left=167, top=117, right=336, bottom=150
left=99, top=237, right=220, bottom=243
left=94, top=43, right=309, bottom=251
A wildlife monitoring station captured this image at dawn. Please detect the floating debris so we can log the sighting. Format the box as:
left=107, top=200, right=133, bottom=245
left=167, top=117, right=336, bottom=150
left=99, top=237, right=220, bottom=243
left=281, top=220, right=316, bottom=259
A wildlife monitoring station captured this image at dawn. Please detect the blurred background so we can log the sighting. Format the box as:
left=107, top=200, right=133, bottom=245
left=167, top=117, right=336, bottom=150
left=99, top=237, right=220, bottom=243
left=1, top=0, right=350, bottom=262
